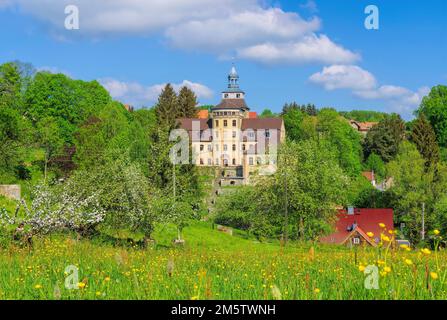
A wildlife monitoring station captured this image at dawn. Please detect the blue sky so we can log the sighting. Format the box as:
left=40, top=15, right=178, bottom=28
left=0, top=0, right=446, bottom=119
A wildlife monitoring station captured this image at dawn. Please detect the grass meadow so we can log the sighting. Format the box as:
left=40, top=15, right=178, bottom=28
left=0, top=220, right=445, bottom=300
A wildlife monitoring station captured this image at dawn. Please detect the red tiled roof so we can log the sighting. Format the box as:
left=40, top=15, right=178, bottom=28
left=197, top=110, right=209, bottom=119
left=241, top=118, right=283, bottom=130
left=248, top=112, right=257, bottom=119
left=350, top=120, right=378, bottom=132
left=320, top=208, right=394, bottom=245
left=362, top=171, right=375, bottom=182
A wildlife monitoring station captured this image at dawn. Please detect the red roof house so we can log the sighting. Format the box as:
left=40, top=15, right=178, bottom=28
left=320, top=208, right=394, bottom=246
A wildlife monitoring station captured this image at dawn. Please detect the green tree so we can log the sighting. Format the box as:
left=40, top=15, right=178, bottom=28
left=177, top=86, right=198, bottom=118
left=281, top=103, right=305, bottom=141
left=259, top=109, right=277, bottom=118
left=410, top=114, right=440, bottom=169
left=417, top=85, right=447, bottom=146
left=0, top=62, right=22, bottom=109
left=154, top=84, right=178, bottom=128
left=364, top=153, right=386, bottom=179
left=364, top=114, right=406, bottom=162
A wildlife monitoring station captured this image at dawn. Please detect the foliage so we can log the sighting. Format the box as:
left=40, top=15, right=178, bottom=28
left=410, top=114, right=440, bottom=169
left=177, top=86, right=198, bottom=118
left=364, top=114, right=406, bottom=162
left=417, top=85, right=447, bottom=146
left=259, top=109, right=278, bottom=118
left=364, top=153, right=386, bottom=179
left=339, top=110, right=388, bottom=122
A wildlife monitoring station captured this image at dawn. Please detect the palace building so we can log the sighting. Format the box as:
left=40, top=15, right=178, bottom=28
left=178, top=65, right=286, bottom=185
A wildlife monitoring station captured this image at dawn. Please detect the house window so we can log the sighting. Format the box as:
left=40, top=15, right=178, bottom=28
left=232, top=144, right=236, bottom=151
left=215, top=120, right=219, bottom=127
left=249, top=157, right=254, bottom=165
left=232, top=158, right=236, bottom=165
left=224, top=144, right=228, bottom=151
left=236, top=93, right=241, bottom=98
left=224, top=159, right=228, bottom=166
left=200, top=158, right=204, bottom=165
left=232, top=120, right=237, bottom=127
left=200, top=145, right=204, bottom=151
left=224, top=120, right=228, bottom=127
left=232, top=131, right=236, bottom=138
left=208, top=159, right=212, bottom=165
left=353, top=237, right=360, bottom=245
left=224, top=112, right=228, bottom=116
left=242, top=144, right=246, bottom=151
left=265, top=129, right=270, bottom=138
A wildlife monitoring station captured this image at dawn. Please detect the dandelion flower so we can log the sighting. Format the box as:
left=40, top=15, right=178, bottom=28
left=384, top=266, right=391, bottom=273
left=314, top=288, right=320, bottom=294
left=404, top=259, right=413, bottom=266
left=104, top=276, right=111, bottom=282
left=421, top=248, right=431, bottom=255
left=358, top=265, right=366, bottom=272
left=379, top=223, right=386, bottom=228
left=34, top=284, right=42, bottom=289
left=366, top=232, right=374, bottom=238
left=434, top=229, right=440, bottom=235
left=430, top=272, right=439, bottom=280
left=77, top=282, right=86, bottom=289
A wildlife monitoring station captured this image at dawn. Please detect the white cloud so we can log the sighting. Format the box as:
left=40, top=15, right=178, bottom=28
left=300, top=0, right=318, bottom=13
left=165, top=8, right=321, bottom=52
left=310, top=65, right=429, bottom=118
left=36, top=66, right=72, bottom=77
left=237, top=35, right=359, bottom=65
left=100, top=78, right=213, bottom=107
left=0, top=0, right=12, bottom=8
left=1, top=0, right=360, bottom=66
left=309, top=65, right=376, bottom=91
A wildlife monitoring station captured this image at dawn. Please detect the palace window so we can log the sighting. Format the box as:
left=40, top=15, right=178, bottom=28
left=200, top=158, right=204, bottom=165
left=232, top=120, right=237, bottom=127
left=224, top=94, right=229, bottom=98
left=249, top=157, right=254, bottom=165
left=207, top=145, right=212, bottom=151
left=232, top=158, right=236, bottom=165
left=232, top=131, right=236, bottom=138
left=215, top=120, right=219, bottom=127
left=232, top=144, right=236, bottom=151
left=224, top=144, right=228, bottom=151
left=224, top=120, right=228, bottom=127
left=248, top=131, right=255, bottom=138
left=236, top=94, right=241, bottom=98
left=242, top=144, right=246, bottom=151
left=200, top=145, right=204, bottom=151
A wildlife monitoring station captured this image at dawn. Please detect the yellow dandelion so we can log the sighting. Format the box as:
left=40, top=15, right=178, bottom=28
left=379, top=223, right=386, bottom=228
left=421, top=248, right=431, bottom=255
left=366, top=232, right=374, bottom=238
left=430, top=272, right=439, bottom=280
left=104, top=276, right=111, bottom=282
left=404, top=259, right=413, bottom=266
left=434, top=229, right=440, bottom=235
left=77, top=282, right=86, bottom=289
left=384, top=266, right=391, bottom=273
left=34, top=284, right=42, bottom=289
left=358, top=265, right=366, bottom=272
left=314, top=288, right=320, bottom=294
left=96, top=291, right=101, bottom=296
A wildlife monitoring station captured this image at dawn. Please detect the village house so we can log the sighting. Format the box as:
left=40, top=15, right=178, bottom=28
left=320, top=208, right=394, bottom=247
left=350, top=120, right=378, bottom=136
left=178, top=66, right=286, bottom=185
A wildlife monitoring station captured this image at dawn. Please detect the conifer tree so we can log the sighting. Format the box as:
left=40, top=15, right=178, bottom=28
left=155, top=84, right=178, bottom=128
left=411, top=114, right=440, bottom=168
left=177, top=86, right=198, bottom=118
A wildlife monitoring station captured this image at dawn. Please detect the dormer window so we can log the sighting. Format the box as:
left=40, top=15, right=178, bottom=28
left=224, top=93, right=229, bottom=98
left=236, top=93, right=241, bottom=98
